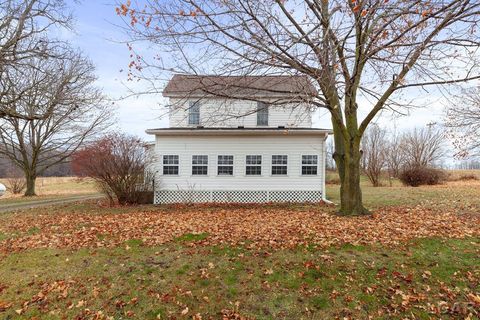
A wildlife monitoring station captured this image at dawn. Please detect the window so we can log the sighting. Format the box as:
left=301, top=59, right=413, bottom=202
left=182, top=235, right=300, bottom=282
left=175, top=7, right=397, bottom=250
left=257, top=102, right=268, bottom=126
left=188, top=101, right=200, bottom=125
left=302, top=155, right=318, bottom=175
left=192, top=155, right=208, bottom=175
left=246, top=155, right=262, bottom=175
left=163, top=155, right=179, bottom=175
left=272, top=155, right=287, bottom=175
left=217, top=155, right=234, bottom=175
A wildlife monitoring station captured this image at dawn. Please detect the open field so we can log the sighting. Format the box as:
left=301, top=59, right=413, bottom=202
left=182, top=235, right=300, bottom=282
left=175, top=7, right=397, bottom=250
left=0, top=180, right=479, bottom=319
left=0, top=177, right=97, bottom=205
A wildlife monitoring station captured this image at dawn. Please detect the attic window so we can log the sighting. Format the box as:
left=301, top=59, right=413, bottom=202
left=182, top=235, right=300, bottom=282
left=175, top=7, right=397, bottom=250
left=188, top=101, right=200, bottom=125
left=257, top=102, right=268, bottom=126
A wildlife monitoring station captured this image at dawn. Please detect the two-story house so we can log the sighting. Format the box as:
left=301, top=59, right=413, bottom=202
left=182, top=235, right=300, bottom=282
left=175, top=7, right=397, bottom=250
left=146, top=74, right=331, bottom=204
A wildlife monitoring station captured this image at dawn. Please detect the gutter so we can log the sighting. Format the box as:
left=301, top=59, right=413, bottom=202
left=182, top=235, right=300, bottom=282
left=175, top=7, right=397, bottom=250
left=146, top=128, right=333, bottom=136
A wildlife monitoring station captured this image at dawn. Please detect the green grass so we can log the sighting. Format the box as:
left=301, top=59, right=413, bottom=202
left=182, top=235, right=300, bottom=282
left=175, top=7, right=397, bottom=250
left=174, top=232, right=209, bottom=243
left=0, top=238, right=478, bottom=319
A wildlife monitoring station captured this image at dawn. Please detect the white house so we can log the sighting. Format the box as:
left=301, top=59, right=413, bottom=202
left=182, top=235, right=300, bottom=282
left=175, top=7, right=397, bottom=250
left=146, top=75, right=331, bottom=204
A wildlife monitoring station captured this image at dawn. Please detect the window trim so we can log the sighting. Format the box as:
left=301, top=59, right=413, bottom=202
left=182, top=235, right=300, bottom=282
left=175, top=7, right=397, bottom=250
left=192, top=155, right=208, bottom=176
left=188, top=101, right=200, bottom=125
left=217, top=155, right=234, bottom=176
left=301, top=155, right=318, bottom=176
left=256, top=102, right=269, bottom=126
left=245, top=155, right=262, bottom=176
left=271, top=155, right=288, bottom=176
left=163, top=155, right=179, bottom=175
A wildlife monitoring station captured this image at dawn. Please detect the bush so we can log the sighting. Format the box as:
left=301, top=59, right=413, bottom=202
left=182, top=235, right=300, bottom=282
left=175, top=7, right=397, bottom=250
left=399, top=166, right=447, bottom=187
left=71, top=133, right=153, bottom=205
left=5, top=167, right=26, bottom=194
left=6, top=176, right=26, bottom=194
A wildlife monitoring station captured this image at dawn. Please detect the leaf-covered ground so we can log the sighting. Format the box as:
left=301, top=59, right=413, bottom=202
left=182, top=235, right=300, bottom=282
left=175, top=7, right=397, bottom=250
left=0, top=203, right=479, bottom=253
left=0, top=180, right=479, bottom=319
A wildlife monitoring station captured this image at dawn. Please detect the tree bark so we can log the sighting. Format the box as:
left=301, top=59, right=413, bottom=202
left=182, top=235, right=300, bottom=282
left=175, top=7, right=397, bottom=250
left=333, top=132, right=369, bottom=216
left=24, top=173, right=37, bottom=197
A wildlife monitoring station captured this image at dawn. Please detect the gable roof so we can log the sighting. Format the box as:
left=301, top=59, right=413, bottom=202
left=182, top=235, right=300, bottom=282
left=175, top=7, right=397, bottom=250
left=163, top=74, right=317, bottom=98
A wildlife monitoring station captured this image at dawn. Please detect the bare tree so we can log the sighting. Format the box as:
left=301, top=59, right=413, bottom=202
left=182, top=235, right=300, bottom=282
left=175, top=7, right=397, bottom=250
left=325, top=138, right=336, bottom=171
left=0, top=0, right=72, bottom=120
left=5, top=166, right=26, bottom=194
left=0, top=50, right=112, bottom=196
left=361, top=125, right=387, bottom=187
left=71, top=133, right=153, bottom=205
left=446, top=87, right=480, bottom=158
left=400, top=124, right=446, bottom=168
left=385, top=131, right=405, bottom=179
left=117, top=0, right=480, bottom=215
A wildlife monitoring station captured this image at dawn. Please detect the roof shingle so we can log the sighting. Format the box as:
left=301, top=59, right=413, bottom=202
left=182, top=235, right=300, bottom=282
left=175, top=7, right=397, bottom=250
left=163, top=74, right=317, bottom=98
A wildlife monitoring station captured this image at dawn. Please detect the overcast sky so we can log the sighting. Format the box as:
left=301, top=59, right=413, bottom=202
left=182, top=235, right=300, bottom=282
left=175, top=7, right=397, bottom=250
left=65, top=1, right=451, bottom=143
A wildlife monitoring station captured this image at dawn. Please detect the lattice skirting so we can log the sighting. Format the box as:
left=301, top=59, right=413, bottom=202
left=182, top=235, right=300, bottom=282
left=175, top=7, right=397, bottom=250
left=154, top=190, right=322, bottom=204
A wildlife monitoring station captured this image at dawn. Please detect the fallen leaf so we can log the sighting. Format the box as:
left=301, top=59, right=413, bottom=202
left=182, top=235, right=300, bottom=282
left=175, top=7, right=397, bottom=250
left=0, top=301, right=12, bottom=312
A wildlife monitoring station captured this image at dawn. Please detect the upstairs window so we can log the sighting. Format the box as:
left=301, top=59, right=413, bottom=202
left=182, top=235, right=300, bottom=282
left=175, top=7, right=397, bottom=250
left=257, top=102, right=268, bottom=126
left=188, top=101, right=200, bottom=125
left=246, top=155, right=262, bottom=176
left=218, top=155, right=234, bottom=175
left=272, top=155, right=287, bottom=175
left=163, top=155, right=179, bottom=175
left=192, top=155, right=208, bottom=175
left=302, top=155, right=318, bottom=175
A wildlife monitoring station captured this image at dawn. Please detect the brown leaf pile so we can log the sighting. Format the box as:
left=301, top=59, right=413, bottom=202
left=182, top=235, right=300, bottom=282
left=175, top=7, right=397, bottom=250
left=1, top=204, right=479, bottom=253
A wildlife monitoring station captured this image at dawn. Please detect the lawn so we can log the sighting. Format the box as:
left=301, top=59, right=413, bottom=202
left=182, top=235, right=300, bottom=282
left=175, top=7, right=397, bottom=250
left=0, top=180, right=479, bottom=319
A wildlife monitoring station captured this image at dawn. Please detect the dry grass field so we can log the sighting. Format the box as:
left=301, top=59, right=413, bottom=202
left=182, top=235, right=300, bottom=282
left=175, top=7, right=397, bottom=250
left=0, top=177, right=97, bottom=204
left=0, top=175, right=479, bottom=319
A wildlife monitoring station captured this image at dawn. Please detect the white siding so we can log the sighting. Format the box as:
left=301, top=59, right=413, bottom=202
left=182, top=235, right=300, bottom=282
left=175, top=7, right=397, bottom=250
left=151, top=134, right=325, bottom=193
left=168, top=98, right=312, bottom=128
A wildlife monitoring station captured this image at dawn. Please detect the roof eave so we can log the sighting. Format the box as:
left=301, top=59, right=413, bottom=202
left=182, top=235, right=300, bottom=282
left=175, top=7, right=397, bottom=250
left=146, top=128, right=333, bottom=136
left=162, top=92, right=316, bottom=99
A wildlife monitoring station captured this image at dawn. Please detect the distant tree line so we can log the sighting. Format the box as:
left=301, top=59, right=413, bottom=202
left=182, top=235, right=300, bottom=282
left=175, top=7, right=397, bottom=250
left=454, top=160, right=480, bottom=170
left=0, top=154, right=72, bottom=178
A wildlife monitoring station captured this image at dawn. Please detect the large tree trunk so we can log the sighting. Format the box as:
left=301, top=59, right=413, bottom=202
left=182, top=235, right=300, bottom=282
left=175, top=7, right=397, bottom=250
left=339, top=146, right=368, bottom=215
left=332, top=129, right=369, bottom=215
left=24, top=173, right=37, bottom=197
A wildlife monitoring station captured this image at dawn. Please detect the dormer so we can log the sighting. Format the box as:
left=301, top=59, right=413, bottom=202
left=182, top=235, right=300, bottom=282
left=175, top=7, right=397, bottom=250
left=162, top=75, right=316, bottom=128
